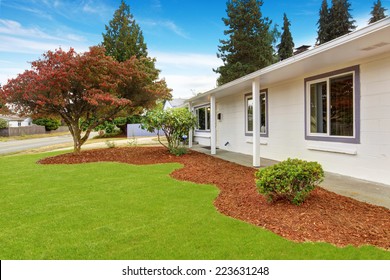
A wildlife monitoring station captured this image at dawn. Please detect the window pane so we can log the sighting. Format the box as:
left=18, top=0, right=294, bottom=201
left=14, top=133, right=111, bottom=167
left=206, top=107, right=211, bottom=130
left=260, top=93, right=266, bottom=134
left=310, top=82, right=327, bottom=133
left=197, top=107, right=206, bottom=130
left=247, top=98, right=253, bottom=132
left=330, top=74, right=353, bottom=136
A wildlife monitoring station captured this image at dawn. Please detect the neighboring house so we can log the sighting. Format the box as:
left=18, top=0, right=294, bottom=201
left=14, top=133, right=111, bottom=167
left=163, top=98, right=186, bottom=110
left=0, top=114, right=32, bottom=127
left=187, top=18, right=390, bottom=185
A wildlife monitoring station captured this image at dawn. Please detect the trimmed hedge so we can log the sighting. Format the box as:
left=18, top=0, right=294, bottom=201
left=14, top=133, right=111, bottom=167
left=255, top=158, right=324, bottom=205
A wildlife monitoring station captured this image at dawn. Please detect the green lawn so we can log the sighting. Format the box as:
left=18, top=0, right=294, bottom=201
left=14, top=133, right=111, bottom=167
left=0, top=152, right=389, bottom=260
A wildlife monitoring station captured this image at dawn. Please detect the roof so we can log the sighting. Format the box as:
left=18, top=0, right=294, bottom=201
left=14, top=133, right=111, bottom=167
left=0, top=114, right=25, bottom=121
left=189, top=17, right=390, bottom=104
left=164, top=98, right=187, bottom=108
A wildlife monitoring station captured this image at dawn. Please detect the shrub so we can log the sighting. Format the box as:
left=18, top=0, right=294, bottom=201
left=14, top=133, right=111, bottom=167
left=141, top=107, right=197, bottom=156
left=105, top=140, right=116, bottom=148
left=169, top=146, right=188, bottom=156
left=255, top=158, right=324, bottom=205
left=0, top=118, right=8, bottom=129
left=33, top=118, right=61, bottom=131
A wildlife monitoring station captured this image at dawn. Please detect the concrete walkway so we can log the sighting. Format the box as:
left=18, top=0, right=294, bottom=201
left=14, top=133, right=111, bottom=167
left=191, top=146, right=390, bottom=210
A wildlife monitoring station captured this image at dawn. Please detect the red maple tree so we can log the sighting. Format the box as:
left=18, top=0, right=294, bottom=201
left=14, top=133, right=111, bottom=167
left=0, top=46, right=171, bottom=152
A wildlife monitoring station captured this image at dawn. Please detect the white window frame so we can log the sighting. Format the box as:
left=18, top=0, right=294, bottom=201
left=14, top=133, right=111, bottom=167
left=245, top=90, right=268, bottom=137
left=304, top=65, right=360, bottom=144
left=195, top=104, right=211, bottom=132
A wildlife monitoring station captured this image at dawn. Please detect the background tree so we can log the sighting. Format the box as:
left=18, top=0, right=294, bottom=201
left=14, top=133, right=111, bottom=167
left=141, top=107, right=197, bottom=156
left=317, top=0, right=356, bottom=44
left=369, top=0, right=387, bottom=24
left=102, top=0, right=167, bottom=135
left=102, top=0, right=147, bottom=61
left=0, top=47, right=171, bottom=153
left=328, top=0, right=356, bottom=41
left=33, top=118, right=61, bottom=131
left=214, top=0, right=274, bottom=85
left=0, top=118, right=8, bottom=129
left=278, top=13, right=294, bottom=60
left=317, top=0, right=331, bottom=44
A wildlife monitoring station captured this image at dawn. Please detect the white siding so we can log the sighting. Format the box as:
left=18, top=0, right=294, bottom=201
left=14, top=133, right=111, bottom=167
left=215, top=53, right=390, bottom=185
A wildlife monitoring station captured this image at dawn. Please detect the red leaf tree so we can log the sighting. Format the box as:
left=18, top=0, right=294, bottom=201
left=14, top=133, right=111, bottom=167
left=0, top=46, right=171, bottom=152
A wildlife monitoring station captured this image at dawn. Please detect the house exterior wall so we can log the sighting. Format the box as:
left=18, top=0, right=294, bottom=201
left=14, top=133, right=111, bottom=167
left=214, top=53, right=390, bottom=185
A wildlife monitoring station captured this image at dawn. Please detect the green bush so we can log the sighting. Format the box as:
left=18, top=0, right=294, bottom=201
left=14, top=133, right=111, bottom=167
left=0, top=118, right=8, bottom=129
left=32, top=118, right=61, bottom=131
left=169, top=146, right=188, bottom=156
left=255, top=158, right=324, bottom=205
left=141, top=107, right=197, bottom=156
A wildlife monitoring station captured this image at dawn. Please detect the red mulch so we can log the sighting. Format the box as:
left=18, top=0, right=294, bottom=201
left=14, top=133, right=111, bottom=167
left=38, top=146, right=390, bottom=250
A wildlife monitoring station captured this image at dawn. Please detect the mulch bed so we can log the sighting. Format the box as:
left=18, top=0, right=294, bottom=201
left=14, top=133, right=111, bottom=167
left=39, top=146, right=390, bottom=250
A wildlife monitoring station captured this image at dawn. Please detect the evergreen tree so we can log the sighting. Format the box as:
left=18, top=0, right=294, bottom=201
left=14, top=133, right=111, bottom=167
left=317, top=0, right=331, bottom=44
left=278, top=13, right=294, bottom=60
left=102, top=0, right=148, bottom=62
left=328, top=0, right=356, bottom=41
left=369, top=0, right=387, bottom=24
left=214, top=0, right=274, bottom=86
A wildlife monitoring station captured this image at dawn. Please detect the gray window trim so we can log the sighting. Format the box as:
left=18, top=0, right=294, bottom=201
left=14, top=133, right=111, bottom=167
left=304, top=65, right=360, bottom=144
left=245, top=89, right=269, bottom=138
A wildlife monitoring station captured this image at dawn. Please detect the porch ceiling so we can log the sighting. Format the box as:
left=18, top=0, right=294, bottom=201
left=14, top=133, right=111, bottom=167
left=188, top=17, right=390, bottom=105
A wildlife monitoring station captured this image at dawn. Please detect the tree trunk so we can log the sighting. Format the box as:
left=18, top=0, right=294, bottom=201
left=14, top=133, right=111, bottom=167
left=67, top=122, right=83, bottom=154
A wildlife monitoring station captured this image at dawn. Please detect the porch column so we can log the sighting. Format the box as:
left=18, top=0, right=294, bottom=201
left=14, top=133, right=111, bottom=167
left=252, top=79, right=261, bottom=167
left=188, top=101, right=193, bottom=148
left=210, top=94, right=217, bottom=155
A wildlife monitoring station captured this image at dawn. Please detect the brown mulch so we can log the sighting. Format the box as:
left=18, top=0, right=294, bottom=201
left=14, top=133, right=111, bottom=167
left=38, top=146, right=390, bottom=250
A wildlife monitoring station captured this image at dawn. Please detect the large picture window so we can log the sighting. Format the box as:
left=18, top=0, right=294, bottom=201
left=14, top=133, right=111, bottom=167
left=195, top=105, right=210, bottom=131
left=245, top=90, right=268, bottom=137
left=305, top=65, right=360, bottom=143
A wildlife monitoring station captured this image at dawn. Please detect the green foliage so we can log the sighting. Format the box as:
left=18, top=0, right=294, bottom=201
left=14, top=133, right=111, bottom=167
left=105, top=140, right=116, bottom=148
left=0, top=118, right=8, bottom=129
left=256, top=158, right=324, bottom=205
left=102, top=0, right=148, bottom=61
left=94, top=121, right=118, bottom=134
left=369, top=0, right=387, bottom=24
left=278, top=13, right=294, bottom=60
left=32, top=118, right=61, bottom=131
left=317, top=0, right=356, bottom=44
left=317, top=0, right=331, bottom=45
left=214, top=0, right=275, bottom=85
left=142, top=107, right=197, bottom=155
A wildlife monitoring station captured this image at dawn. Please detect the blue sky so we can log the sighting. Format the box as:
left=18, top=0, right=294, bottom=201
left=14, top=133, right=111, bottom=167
left=0, top=0, right=389, bottom=98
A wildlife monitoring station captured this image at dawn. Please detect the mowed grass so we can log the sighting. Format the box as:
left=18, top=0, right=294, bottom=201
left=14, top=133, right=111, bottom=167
left=0, top=152, right=389, bottom=260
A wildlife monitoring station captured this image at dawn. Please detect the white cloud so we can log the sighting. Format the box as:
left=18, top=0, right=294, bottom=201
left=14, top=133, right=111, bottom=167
left=160, top=20, right=189, bottom=39
left=140, top=19, right=189, bottom=39
left=0, top=19, right=92, bottom=54
left=150, top=51, right=221, bottom=98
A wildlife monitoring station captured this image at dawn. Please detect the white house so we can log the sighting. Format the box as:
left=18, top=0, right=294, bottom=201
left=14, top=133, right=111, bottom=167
left=187, top=17, right=390, bottom=185
left=0, top=114, right=32, bottom=127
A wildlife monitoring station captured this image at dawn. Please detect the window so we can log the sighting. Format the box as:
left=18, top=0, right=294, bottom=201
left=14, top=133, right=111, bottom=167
left=305, top=65, right=360, bottom=143
left=195, top=105, right=210, bottom=131
left=245, top=90, right=268, bottom=137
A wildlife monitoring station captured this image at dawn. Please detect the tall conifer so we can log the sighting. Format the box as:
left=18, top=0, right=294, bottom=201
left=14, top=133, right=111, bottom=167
left=369, top=0, right=387, bottom=24
left=214, top=0, right=274, bottom=86
left=102, top=0, right=148, bottom=62
left=328, top=0, right=356, bottom=41
left=317, top=0, right=356, bottom=44
left=278, top=13, right=294, bottom=60
left=317, top=0, right=331, bottom=44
